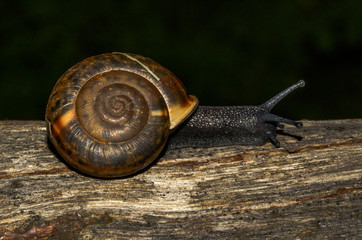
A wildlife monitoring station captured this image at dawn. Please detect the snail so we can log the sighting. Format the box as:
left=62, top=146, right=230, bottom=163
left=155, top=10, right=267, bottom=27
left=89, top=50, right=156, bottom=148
left=46, top=52, right=304, bottom=178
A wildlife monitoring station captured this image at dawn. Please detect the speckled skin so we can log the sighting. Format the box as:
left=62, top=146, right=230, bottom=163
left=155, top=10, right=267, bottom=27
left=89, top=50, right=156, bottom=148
left=169, top=106, right=287, bottom=149
left=169, top=106, right=272, bottom=148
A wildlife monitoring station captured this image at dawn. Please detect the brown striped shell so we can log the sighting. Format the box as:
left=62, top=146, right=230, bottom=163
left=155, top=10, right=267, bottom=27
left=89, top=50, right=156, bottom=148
left=45, top=53, right=198, bottom=178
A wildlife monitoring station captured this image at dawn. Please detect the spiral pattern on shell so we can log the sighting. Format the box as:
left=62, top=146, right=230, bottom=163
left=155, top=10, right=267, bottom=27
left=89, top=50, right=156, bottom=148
left=76, top=71, right=152, bottom=143
left=46, top=56, right=161, bottom=178
left=46, top=53, right=198, bottom=178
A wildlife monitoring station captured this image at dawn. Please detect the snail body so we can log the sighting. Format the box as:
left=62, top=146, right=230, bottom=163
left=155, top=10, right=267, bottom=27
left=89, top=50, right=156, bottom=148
left=46, top=52, right=304, bottom=178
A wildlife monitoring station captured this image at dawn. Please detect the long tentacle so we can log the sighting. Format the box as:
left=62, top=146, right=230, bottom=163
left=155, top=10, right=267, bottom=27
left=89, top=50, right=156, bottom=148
left=260, top=80, right=305, bottom=112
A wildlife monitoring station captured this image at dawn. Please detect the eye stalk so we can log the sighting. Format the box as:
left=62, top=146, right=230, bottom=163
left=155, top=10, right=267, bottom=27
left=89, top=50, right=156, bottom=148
left=260, top=80, right=305, bottom=112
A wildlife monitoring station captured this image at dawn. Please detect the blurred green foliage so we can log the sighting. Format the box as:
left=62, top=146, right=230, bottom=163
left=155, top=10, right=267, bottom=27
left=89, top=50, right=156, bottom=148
left=0, top=0, right=361, bottom=120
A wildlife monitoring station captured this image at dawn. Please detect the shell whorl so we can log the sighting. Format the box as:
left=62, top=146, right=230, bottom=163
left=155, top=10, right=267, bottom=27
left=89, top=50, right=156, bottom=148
left=45, top=53, right=198, bottom=178
left=76, top=71, right=152, bottom=143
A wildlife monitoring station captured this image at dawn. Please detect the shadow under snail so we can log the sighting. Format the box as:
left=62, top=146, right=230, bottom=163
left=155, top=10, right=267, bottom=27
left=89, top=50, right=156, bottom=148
left=46, top=52, right=305, bottom=178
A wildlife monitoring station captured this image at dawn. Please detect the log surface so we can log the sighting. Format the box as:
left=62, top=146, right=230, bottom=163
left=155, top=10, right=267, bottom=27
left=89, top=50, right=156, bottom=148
left=0, top=119, right=361, bottom=239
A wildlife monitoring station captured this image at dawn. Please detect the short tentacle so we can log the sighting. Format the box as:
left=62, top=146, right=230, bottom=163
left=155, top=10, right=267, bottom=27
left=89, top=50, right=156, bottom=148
left=260, top=112, right=303, bottom=128
left=266, top=131, right=280, bottom=148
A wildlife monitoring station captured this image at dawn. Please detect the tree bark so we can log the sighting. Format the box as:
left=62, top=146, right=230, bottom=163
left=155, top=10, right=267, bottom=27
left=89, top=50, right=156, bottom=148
left=0, top=119, right=361, bottom=239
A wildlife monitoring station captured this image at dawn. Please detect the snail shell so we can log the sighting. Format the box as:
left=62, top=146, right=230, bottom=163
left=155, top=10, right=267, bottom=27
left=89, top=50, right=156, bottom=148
left=45, top=53, right=198, bottom=178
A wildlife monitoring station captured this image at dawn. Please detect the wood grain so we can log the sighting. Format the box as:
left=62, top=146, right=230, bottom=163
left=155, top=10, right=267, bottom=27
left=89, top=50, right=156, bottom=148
left=0, top=120, right=361, bottom=239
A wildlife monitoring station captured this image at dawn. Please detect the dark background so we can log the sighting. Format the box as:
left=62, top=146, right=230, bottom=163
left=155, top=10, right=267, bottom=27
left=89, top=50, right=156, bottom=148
left=1, top=1, right=361, bottom=120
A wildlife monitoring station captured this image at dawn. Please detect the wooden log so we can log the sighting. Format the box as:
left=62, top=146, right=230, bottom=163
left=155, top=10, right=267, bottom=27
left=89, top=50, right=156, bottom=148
left=0, top=119, right=361, bottom=239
